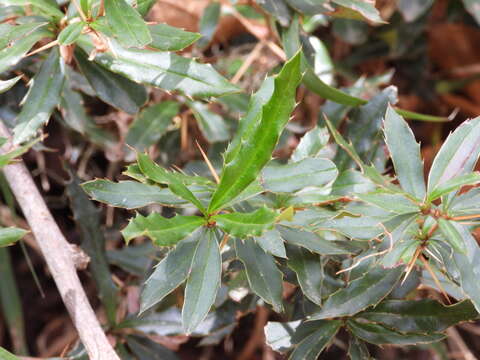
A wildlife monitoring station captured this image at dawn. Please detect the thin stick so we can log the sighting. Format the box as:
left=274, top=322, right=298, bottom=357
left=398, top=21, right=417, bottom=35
left=195, top=141, right=220, bottom=184
left=419, top=255, right=451, bottom=304
left=72, top=0, right=87, bottom=21
left=24, top=40, right=59, bottom=58
left=0, top=122, right=119, bottom=360
left=446, top=327, right=478, bottom=360
left=231, top=41, right=264, bottom=84
left=452, top=214, right=480, bottom=221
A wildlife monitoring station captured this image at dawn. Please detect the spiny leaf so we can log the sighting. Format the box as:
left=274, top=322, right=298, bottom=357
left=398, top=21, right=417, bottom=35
left=149, top=24, right=201, bottom=51
left=213, top=207, right=277, bottom=238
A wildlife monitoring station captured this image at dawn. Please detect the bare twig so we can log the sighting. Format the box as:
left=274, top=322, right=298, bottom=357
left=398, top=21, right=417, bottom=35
left=236, top=306, right=269, bottom=360
left=446, top=327, right=477, bottom=360
left=0, top=122, right=119, bottom=360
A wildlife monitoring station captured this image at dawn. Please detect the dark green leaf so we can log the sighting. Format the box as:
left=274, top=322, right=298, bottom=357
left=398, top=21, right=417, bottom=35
left=140, top=229, right=203, bottom=313
left=197, top=2, right=220, bottom=48
left=348, top=336, right=371, bottom=360
left=309, top=266, right=404, bottom=320
left=358, top=299, right=478, bottom=333
left=427, top=116, right=480, bottom=196
left=82, top=179, right=185, bottom=209
left=331, top=0, right=384, bottom=23
left=127, top=336, right=179, bottom=360
left=463, top=0, right=480, bottom=25
left=347, top=320, right=445, bottom=345
left=75, top=49, right=147, bottom=114
left=187, top=100, right=230, bottom=143
left=284, top=0, right=330, bottom=14
left=0, top=75, right=22, bottom=94
left=262, top=157, right=338, bottom=193
left=356, top=190, right=420, bottom=214
left=213, top=207, right=277, bottom=238
left=256, top=0, right=291, bottom=27
left=126, top=101, right=179, bottom=151
left=428, top=172, right=480, bottom=202
left=137, top=153, right=206, bottom=212
left=0, top=227, right=27, bottom=247
left=384, top=105, right=425, bottom=200
left=287, top=245, right=323, bottom=305
left=289, top=320, right=342, bottom=360
left=265, top=320, right=301, bottom=353
left=2, top=0, right=63, bottom=18
left=256, top=229, right=287, bottom=258
left=13, top=48, right=65, bottom=144
left=122, top=213, right=205, bottom=246
left=438, top=218, right=466, bottom=253
left=105, top=0, right=152, bottom=48
left=58, top=21, right=85, bottom=45
left=77, top=37, right=239, bottom=98
left=235, top=237, right=284, bottom=312
left=331, top=170, right=375, bottom=196
left=290, top=126, right=329, bottom=162
left=183, top=229, right=222, bottom=334
left=149, top=23, right=201, bottom=51
left=208, top=52, right=302, bottom=213
left=137, top=0, right=157, bottom=16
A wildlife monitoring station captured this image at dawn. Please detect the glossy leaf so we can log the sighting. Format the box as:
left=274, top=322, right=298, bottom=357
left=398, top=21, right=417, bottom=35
left=429, top=172, right=480, bottom=202
left=187, top=101, right=230, bottom=143
left=104, top=0, right=152, bottom=48
left=290, top=126, right=329, bottom=162
left=427, top=116, right=480, bottom=195
left=137, top=153, right=206, bottom=212
left=58, top=21, right=85, bottom=45
left=256, top=229, right=287, bottom=258
left=126, top=101, right=179, bottom=151
left=289, top=320, right=342, bottom=360
left=77, top=37, right=239, bottom=98
left=438, top=218, right=466, bottom=253
left=356, top=191, right=420, bottom=215
left=347, top=320, right=445, bottom=345
left=265, top=320, right=301, bottom=353
left=140, top=229, right=203, bottom=313
left=262, top=157, right=338, bottom=193
left=348, top=337, right=371, bottom=360
left=331, top=0, right=384, bottom=23
left=0, top=75, right=22, bottom=94
left=287, top=245, right=323, bottom=305
left=75, top=49, right=147, bottom=114
left=208, top=52, right=302, bottom=213
left=149, top=23, right=201, bottom=51
left=384, top=105, right=426, bottom=200
left=13, top=48, right=65, bottom=144
left=257, top=0, right=291, bottom=26
left=278, top=226, right=354, bottom=255
left=197, top=2, right=220, bottom=48
left=284, top=0, right=330, bottom=14
left=82, top=179, right=185, bottom=208
left=235, top=237, right=284, bottom=312
left=358, top=299, right=478, bottom=333
left=183, top=229, right=222, bottom=334
left=122, top=213, right=205, bottom=246
left=309, top=266, right=404, bottom=320
left=0, top=227, right=27, bottom=247
left=213, top=207, right=276, bottom=238
left=2, top=0, right=63, bottom=18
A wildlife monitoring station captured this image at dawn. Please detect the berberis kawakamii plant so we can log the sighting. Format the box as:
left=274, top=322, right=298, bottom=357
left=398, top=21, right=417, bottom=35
left=3, top=0, right=480, bottom=359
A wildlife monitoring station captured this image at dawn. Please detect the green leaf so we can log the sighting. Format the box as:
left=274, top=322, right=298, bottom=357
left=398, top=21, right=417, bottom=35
left=1, top=0, right=63, bottom=18
left=126, top=336, right=179, bottom=360
left=356, top=190, right=420, bottom=214
left=278, top=226, right=354, bottom=255
left=208, top=52, right=302, bottom=213
left=197, top=2, right=220, bottom=48
left=235, top=237, right=284, bottom=312
left=289, top=320, right=342, bottom=360
left=262, top=157, right=338, bottom=193
left=256, top=0, right=291, bottom=27
left=66, top=174, right=118, bottom=325
left=384, top=105, right=426, bottom=200
left=463, top=0, right=480, bottom=25
left=331, top=170, right=375, bottom=196
left=58, top=21, right=85, bottom=45
left=149, top=23, right=201, bottom=51
left=137, top=153, right=206, bottom=213
left=438, top=218, right=466, bottom=253
left=0, top=347, right=20, bottom=360
left=137, top=0, right=157, bottom=16
left=140, top=229, right=203, bottom=313
left=183, top=229, right=222, bottom=334
left=212, top=207, right=277, bottom=238
left=348, top=336, right=371, bottom=360
left=104, top=0, right=152, bottom=48
left=82, top=179, right=185, bottom=209
left=428, top=172, right=480, bottom=202
left=265, top=320, right=301, bottom=353
left=0, top=75, right=22, bottom=94
left=347, top=320, right=445, bottom=345
left=187, top=100, right=230, bottom=143
left=75, top=49, right=147, bottom=114
left=357, top=299, right=478, bottom=334
left=0, top=227, right=27, bottom=247
left=287, top=245, right=323, bottom=305
left=290, top=126, right=329, bottom=162
left=309, top=266, right=404, bottom=320
left=126, top=101, right=179, bottom=151
left=0, top=137, right=39, bottom=168
left=428, top=116, right=480, bottom=195
left=13, top=48, right=65, bottom=144
left=122, top=213, right=205, bottom=246
left=256, top=229, right=287, bottom=258
left=331, top=0, right=384, bottom=23
left=77, top=37, right=239, bottom=98
left=284, top=0, right=330, bottom=14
